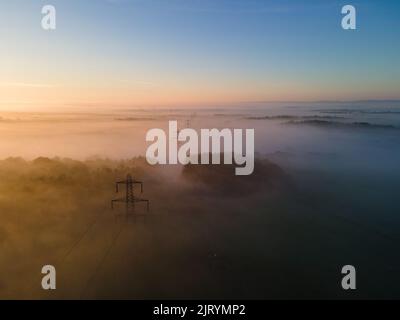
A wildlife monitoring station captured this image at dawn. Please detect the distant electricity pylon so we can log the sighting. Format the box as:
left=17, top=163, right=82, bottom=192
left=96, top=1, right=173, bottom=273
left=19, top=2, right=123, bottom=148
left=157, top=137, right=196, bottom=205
left=111, top=174, right=149, bottom=215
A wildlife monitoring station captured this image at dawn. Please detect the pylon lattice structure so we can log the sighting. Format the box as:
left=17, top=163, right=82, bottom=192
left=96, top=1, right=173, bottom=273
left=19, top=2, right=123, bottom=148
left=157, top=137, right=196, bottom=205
left=111, top=174, right=149, bottom=215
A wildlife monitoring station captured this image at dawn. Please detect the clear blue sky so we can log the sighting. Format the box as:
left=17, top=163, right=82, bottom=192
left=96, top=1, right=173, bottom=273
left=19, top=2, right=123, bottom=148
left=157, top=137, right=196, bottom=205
left=1, top=0, right=399, bottom=109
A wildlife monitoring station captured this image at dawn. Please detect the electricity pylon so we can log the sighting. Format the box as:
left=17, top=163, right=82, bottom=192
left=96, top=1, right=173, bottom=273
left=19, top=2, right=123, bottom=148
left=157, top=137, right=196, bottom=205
left=111, top=174, right=149, bottom=215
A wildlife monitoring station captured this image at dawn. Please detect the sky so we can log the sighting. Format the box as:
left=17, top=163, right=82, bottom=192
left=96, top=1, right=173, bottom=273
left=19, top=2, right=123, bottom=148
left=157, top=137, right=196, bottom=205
left=0, top=0, right=399, bottom=110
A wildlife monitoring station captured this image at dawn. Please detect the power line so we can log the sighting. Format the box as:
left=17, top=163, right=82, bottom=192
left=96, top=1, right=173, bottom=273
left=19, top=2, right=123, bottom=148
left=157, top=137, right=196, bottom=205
left=80, top=221, right=125, bottom=299
left=62, top=210, right=106, bottom=262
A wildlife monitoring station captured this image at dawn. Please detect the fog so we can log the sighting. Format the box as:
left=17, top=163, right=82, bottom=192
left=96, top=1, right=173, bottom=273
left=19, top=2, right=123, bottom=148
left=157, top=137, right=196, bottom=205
left=0, top=102, right=399, bottom=299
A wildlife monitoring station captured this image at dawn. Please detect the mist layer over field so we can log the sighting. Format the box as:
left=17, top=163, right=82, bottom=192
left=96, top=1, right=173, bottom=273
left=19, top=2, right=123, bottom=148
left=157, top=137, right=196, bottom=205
left=0, top=102, right=399, bottom=299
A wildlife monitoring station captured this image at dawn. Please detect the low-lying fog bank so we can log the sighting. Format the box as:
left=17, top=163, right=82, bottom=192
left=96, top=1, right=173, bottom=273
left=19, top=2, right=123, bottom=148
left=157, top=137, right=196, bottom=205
left=0, top=156, right=399, bottom=299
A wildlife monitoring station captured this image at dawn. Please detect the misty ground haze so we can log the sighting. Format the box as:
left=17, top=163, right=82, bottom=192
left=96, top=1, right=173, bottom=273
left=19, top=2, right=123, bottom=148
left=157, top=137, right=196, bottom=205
left=0, top=102, right=400, bottom=299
